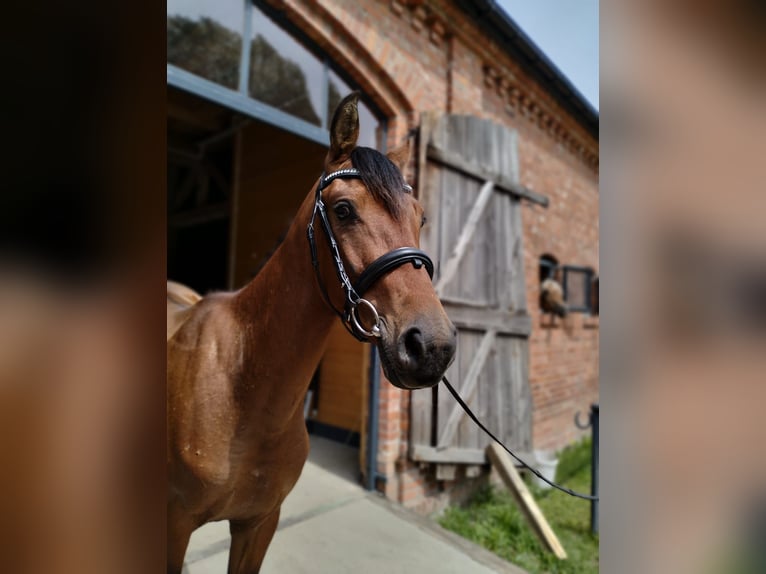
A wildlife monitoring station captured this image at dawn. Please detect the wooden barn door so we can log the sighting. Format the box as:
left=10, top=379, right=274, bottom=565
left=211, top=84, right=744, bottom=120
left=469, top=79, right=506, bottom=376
left=410, top=114, right=547, bottom=477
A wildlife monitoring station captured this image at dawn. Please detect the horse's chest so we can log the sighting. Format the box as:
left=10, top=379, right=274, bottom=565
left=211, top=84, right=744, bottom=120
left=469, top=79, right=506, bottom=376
left=223, top=433, right=309, bottom=518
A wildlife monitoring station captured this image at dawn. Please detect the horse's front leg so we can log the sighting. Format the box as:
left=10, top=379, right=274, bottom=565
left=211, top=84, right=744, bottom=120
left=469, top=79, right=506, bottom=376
left=167, top=499, right=197, bottom=574
left=227, top=508, right=281, bottom=574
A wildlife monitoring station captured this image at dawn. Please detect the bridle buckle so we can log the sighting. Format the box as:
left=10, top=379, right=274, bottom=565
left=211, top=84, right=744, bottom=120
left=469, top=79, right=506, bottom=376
left=348, top=298, right=382, bottom=339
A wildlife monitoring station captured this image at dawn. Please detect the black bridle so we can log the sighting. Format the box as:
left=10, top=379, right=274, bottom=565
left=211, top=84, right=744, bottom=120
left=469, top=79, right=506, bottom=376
left=306, top=168, right=434, bottom=342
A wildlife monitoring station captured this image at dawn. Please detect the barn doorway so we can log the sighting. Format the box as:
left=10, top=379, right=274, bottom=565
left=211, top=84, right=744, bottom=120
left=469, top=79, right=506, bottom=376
left=167, top=85, right=371, bottom=484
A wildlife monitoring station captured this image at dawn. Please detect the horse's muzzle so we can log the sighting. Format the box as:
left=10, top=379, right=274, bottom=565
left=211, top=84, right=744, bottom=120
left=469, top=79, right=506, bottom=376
left=379, top=320, right=457, bottom=389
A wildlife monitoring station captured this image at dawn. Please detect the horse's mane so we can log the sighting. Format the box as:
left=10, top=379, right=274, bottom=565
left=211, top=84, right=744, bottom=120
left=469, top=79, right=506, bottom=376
left=350, top=146, right=407, bottom=218
left=167, top=281, right=203, bottom=341
left=167, top=280, right=202, bottom=307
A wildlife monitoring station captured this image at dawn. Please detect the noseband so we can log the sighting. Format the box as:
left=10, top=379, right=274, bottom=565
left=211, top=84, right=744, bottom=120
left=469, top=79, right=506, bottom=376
left=306, top=168, right=434, bottom=342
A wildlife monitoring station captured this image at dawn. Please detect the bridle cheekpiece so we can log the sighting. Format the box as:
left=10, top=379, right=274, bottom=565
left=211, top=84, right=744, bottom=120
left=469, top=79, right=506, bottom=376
left=306, top=168, right=434, bottom=342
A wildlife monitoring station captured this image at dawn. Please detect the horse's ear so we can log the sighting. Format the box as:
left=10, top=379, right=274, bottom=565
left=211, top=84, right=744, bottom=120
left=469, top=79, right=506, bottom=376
left=327, top=92, right=360, bottom=164
left=386, top=138, right=412, bottom=173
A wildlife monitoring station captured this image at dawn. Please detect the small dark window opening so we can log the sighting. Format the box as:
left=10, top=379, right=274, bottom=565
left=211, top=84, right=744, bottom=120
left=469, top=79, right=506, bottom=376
left=539, top=254, right=558, bottom=282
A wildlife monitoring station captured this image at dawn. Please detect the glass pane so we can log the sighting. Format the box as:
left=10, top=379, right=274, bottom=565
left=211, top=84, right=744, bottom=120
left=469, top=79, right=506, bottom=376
left=564, top=267, right=591, bottom=310
left=167, top=0, right=244, bottom=90
left=327, top=72, right=344, bottom=129
left=328, top=71, right=381, bottom=149
left=358, top=102, right=381, bottom=150
left=249, top=5, right=324, bottom=127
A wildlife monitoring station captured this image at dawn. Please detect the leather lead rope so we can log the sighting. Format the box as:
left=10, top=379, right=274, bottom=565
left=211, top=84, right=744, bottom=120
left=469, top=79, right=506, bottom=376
left=441, top=376, right=599, bottom=501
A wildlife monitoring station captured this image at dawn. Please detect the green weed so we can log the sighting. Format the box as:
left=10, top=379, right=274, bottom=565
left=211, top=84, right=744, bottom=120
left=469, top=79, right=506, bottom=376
left=439, top=437, right=599, bottom=573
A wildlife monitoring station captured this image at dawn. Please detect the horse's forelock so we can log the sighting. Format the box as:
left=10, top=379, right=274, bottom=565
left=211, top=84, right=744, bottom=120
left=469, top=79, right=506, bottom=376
left=349, top=147, right=407, bottom=219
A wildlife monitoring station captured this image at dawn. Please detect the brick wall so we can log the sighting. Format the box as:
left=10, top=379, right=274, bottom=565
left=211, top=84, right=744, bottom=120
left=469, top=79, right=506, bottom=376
left=272, top=0, right=598, bottom=513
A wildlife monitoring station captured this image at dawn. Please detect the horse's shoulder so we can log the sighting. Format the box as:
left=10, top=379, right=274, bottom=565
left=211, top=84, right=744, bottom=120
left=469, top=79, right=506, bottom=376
left=167, top=287, right=238, bottom=341
left=168, top=295, right=244, bottom=387
left=168, top=294, right=242, bottom=487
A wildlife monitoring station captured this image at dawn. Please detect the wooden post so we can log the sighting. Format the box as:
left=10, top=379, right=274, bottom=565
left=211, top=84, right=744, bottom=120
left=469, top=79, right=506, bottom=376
left=486, top=443, right=567, bottom=559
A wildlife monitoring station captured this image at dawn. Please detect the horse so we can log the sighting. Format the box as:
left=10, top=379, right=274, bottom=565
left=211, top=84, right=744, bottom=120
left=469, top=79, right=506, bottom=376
left=167, top=92, right=457, bottom=574
left=540, top=277, right=568, bottom=317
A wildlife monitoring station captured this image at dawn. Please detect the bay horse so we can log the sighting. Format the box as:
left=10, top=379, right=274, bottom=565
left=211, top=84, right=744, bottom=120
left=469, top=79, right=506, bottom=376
left=167, top=93, right=457, bottom=573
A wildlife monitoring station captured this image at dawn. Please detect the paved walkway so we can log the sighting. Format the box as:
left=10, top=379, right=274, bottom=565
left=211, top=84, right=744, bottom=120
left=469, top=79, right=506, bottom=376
left=183, top=436, right=524, bottom=573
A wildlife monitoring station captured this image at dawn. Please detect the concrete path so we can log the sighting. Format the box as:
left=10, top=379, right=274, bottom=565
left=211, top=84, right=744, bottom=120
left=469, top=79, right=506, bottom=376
left=183, top=436, right=524, bottom=574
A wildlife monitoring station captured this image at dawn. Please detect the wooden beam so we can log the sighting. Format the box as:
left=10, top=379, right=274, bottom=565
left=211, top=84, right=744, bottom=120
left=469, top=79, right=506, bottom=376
left=439, top=295, right=488, bottom=309
left=427, top=143, right=549, bottom=207
left=228, top=130, right=243, bottom=289
left=411, top=445, right=535, bottom=466
left=411, top=445, right=487, bottom=464
left=437, top=329, right=497, bottom=449
left=169, top=203, right=230, bottom=228
left=167, top=100, right=224, bottom=132
left=486, top=443, right=567, bottom=559
left=434, top=180, right=495, bottom=296
left=172, top=165, right=200, bottom=211
left=443, top=304, right=532, bottom=337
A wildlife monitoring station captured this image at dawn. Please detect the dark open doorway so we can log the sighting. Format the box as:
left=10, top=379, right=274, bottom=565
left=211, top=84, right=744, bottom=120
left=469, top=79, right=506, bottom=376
left=167, top=86, right=368, bottom=487
left=167, top=87, right=240, bottom=294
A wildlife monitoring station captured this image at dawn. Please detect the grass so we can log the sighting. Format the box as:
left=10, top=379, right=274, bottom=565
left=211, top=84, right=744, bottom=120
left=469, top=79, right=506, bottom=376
left=439, top=438, right=598, bottom=573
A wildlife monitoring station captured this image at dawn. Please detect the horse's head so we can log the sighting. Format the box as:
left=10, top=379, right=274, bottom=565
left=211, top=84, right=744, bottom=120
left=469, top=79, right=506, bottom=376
left=310, top=93, right=456, bottom=390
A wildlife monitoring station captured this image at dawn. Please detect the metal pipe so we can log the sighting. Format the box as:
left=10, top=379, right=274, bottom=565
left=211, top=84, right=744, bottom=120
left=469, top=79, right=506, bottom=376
left=591, top=403, right=599, bottom=534
left=366, top=346, right=383, bottom=490
left=575, top=402, right=599, bottom=534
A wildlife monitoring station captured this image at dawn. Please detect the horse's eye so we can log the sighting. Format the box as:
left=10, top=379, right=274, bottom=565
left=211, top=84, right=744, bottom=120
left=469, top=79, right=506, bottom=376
left=420, top=215, right=427, bottom=228
left=334, top=202, right=353, bottom=220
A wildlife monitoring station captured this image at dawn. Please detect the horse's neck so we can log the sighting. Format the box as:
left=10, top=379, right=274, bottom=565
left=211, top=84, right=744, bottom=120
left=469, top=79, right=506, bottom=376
left=230, top=196, right=337, bottom=419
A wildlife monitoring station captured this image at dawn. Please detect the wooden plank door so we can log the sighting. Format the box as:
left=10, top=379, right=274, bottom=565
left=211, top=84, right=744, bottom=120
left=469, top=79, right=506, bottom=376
left=410, top=114, right=541, bottom=470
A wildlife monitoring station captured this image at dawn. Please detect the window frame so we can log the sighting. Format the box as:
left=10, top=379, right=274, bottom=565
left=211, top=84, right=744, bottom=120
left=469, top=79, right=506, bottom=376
left=560, top=264, right=595, bottom=314
left=166, top=0, right=387, bottom=149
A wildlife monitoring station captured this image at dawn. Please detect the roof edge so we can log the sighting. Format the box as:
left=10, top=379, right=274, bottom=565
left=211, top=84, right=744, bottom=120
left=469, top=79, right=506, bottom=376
left=456, top=0, right=599, bottom=138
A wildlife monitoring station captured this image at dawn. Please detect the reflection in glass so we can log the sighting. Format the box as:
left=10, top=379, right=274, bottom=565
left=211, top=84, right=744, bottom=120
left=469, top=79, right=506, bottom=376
left=327, top=73, right=344, bottom=127
left=249, top=5, right=324, bottom=126
left=167, top=1, right=384, bottom=148
left=167, top=0, right=244, bottom=89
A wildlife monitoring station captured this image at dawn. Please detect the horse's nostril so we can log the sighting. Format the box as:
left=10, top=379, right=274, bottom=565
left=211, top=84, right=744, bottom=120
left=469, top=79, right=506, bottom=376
left=403, top=327, right=426, bottom=362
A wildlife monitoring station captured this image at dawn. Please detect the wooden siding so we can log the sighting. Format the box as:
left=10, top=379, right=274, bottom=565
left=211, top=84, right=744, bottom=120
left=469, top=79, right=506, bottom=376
left=410, top=113, right=533, bottom=466
left=316, top=322, right=369, bottom=433
left=231, top=121, right=326, bottom=288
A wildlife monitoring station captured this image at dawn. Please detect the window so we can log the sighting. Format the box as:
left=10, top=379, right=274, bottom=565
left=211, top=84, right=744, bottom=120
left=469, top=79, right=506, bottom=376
left=167, top=0, right=385, bottom=149
left=538, top=254, right=597, bottom=315
left=167, top=0, right=244, bottom=90
left=248, top=3, right=325, bottom=126
left=561, top=265, right=596, bottom=314
left=539, top=254, right=558, bottom=282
